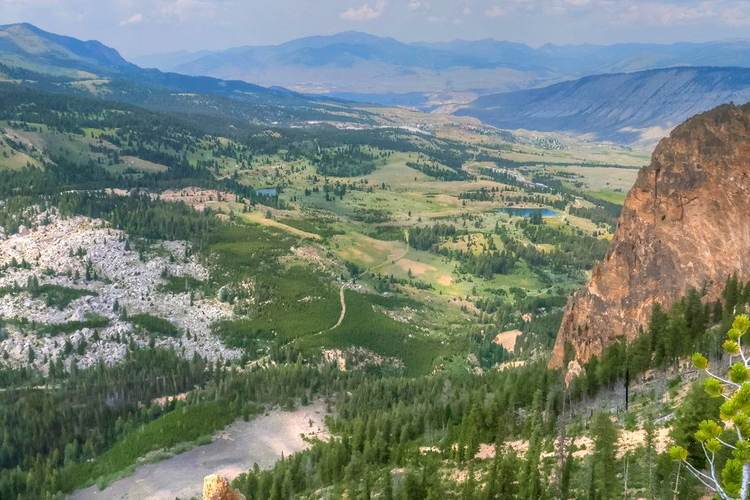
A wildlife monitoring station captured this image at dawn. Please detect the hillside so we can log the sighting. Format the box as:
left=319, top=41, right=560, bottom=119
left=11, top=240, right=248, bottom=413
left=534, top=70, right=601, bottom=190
left=456, top=66, right=750, bottom=144
left=550, top=102, right=750, bottom=368
left=0, top=23, right=366, bottom=126
left=0, top=22, right=135, bottom=76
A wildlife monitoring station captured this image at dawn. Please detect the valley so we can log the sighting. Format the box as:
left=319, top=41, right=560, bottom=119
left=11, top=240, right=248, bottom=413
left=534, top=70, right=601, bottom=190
left=0, top=75, right=650, bottom=498
left=1, top=18, right=750, bottom=500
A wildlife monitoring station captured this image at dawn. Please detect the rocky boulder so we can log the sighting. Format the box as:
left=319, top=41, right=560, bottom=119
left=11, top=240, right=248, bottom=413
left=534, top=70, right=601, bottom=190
left=202, top=474, right=246, bottom=500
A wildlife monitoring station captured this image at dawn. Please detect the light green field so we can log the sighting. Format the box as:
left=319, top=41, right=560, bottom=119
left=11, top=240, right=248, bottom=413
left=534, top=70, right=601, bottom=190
left=114, top=156, right=169, bottom=174
left=586, top=190, right=628, bottom=204
left=0, top=141, right=41, bottom=169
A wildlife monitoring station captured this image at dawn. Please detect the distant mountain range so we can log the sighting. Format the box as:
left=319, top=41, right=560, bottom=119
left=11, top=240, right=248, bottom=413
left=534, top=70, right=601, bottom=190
left=455, top=66, right=750, bottom=144
left=134, top=32, right=750, bottom=108
left=136, top=32, right=538, bottom=107
left=4, top=23, right=750, bottom=145
left=0, top=23, right=366, bottom=126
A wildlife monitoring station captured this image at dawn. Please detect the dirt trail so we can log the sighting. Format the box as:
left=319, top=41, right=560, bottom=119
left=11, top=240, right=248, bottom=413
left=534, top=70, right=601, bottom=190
left=324, top=240, right=410, bottom=334
left=331, top=283, right=347, bottom=330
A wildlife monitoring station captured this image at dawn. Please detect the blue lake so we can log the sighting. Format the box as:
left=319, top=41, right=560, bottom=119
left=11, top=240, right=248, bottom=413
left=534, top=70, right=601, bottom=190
left=496, top=207, right=560, bottom=217
left=256, top=188, right=277, bottom=196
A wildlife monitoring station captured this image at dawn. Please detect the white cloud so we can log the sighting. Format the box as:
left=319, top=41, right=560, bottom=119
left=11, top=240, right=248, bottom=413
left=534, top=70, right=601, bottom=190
left=340, top=0, right=387, bottom=21
left=427, top=14, right=444, bottom=22
left=584, top=0, right=749, bottom=26
left=159, top=0, right=215, bottom=22
left=485, top=5, right=506, bottom=17
left=462, top=7, right=472, bottom=15
left=722, top=5, right=750, bottom=25
left=407, top=1, right=422, bottom=11
left=617, top=1, right=715, bottom=25
left=119, top=13, right=144, bottom=26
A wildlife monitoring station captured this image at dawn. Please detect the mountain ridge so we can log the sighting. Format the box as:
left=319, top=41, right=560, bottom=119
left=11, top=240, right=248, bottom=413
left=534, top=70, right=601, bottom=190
left=456, top=66, right=750, bottom=144
left=0, top=22, right=135, bottom=74
left=0, top=23, right=371, bottom=126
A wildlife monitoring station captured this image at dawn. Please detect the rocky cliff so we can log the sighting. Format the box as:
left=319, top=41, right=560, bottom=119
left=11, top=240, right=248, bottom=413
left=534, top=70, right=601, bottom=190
left=550, top=102, right=750, bottom=369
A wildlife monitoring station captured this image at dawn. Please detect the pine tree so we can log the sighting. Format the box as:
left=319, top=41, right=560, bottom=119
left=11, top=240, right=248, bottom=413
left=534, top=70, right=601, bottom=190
left=672, top=315, right=750, bottom=498
left=590, top=412, right=618, bottom=500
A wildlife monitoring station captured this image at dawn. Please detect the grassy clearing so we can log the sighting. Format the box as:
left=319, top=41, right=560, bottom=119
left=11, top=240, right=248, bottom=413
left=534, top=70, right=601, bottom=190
left=159, top=275, right=203, bottom=294
left=37, top=284, right=97, bottom=309
left=213, top=319, right=276, bottom=353
left=281, top=217, right=343, bottom=239
left=302, top=290, right=454, bottom=376
left=39, top=313, right=110, bottom=336
left=585, top=190, right=628, bottom=205
left=241, top=266, right=341, bottom=341
left=0, top=284, right=96, bottom=309
left=209, top=224, right=292, bottom=273
left=333, top=232, right=406, bottom=268
left=208, top=224, right=341, bottom=339
left=129, top=313, right=180, bottom=337
left=238, top=211, right=322, bottom=240
left=562, top=165, right=639, bottom=191
left=113, top=156, right=169, bottom=174
left=0, top=139, right=43, bottom=170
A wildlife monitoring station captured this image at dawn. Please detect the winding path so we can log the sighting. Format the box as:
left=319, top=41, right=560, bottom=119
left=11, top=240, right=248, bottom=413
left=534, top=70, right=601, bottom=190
left=320, top=236, right=411, bottom=335
left=260, top=235, right=413, bottom=364
left=330, top=283, right=347, bottom=331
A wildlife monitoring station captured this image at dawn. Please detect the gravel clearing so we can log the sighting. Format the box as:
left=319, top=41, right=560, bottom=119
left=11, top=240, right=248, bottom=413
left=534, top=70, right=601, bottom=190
left=71, top=400, right=330, bottom=500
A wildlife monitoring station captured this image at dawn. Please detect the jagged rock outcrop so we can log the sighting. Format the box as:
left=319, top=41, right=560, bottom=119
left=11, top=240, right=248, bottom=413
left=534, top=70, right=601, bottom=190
left=550, top=102, right=750, bottom=368
left=203, top=474, right=246, bottom=500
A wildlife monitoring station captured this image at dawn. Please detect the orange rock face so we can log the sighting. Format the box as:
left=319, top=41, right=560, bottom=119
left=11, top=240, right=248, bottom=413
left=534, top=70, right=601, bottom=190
left=550, top=102, right=750, bottom=368
left=203, top=474, right=246, bottom=500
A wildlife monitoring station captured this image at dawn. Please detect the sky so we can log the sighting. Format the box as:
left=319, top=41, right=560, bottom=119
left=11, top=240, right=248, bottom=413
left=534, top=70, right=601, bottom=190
left=3, top=0, right=750, bottom=57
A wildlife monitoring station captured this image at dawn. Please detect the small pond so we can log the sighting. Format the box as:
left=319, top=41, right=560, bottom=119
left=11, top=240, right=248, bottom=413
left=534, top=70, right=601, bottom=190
left=496, top=207, right=560, bottom=217
left=256, top=188, right=277, bottom=196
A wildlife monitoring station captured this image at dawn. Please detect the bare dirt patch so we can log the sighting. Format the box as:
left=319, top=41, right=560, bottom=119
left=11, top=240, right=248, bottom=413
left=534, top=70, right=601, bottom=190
left=396, top=259, right=436, bottom=276
left=158, top=187, right=238, bottom=212
left=493, top=330, right=522, bottom=353
left=437, top=275, right=453, bottom=286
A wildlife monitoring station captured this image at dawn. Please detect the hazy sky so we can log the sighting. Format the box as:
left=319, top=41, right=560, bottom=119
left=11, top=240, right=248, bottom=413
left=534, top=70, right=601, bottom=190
left=4, top=0, right=750, bottom=57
